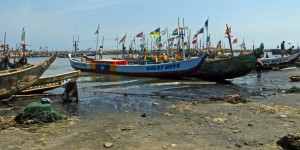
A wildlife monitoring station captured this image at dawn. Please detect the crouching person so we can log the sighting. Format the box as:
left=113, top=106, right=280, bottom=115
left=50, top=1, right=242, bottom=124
left=61, top=79, right=78, bottom=103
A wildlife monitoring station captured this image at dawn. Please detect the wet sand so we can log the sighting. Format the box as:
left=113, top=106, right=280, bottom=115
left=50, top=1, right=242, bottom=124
left=0, top=68, right=299, bottom=150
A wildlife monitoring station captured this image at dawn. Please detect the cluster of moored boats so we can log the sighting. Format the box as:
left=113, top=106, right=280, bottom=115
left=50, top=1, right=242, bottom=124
left=0, top=44, right=299, bottom=100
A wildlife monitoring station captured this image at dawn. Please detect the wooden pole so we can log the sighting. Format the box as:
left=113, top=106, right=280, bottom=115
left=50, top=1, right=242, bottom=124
left=226, top=24, right=233, bottom=56
left=94, top=24, right=99, bottom=59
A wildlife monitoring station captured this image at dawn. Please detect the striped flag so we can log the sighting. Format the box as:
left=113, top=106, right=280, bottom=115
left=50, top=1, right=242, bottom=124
left=192, top=34, right=198, bottom=44
left=168, top=37, right=175, bottom=42
left=150, top=27, right=160, bottom=38
left=172, top=28, right=178, bottom=35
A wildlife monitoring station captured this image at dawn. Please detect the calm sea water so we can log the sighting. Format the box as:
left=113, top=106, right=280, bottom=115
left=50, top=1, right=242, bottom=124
left=17, top=53, right=299, bottom=116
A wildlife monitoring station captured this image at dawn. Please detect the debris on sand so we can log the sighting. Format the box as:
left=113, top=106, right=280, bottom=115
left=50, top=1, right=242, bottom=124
left=103, top=141, right=114, bottom=148
left=226, top=94, right=247, bottom=104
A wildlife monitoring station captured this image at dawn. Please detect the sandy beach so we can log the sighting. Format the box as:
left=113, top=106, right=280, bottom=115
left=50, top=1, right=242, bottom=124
left=0, top=69, right=299, bottom=150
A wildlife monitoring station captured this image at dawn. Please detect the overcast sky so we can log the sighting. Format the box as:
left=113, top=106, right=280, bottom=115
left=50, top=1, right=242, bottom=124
left=0, top=0, right=299, bottom=51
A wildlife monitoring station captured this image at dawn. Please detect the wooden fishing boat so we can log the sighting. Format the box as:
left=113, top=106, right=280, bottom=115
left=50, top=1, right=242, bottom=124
left=19, top=70, right=81, bottom=94
left=0, top=53, right=57, bottom=99
left=259, top=52, right=300, bottom=70
left=192, top=43, right=264, bottom=80
left=290, top=75, right=300, bottom=82
left=68, top=53, right=207, bottom=78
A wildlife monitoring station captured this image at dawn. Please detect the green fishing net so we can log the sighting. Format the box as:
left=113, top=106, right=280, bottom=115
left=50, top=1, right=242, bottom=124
left=15, top=102, right=67, bottom=124
left=287, top=86, right=300, bottom=93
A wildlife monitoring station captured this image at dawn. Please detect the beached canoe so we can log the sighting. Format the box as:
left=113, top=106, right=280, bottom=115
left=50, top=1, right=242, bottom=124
left=68, top=53, right=207, bottom=78
left=0, top=53, right=57, bottom=99
left=192, top=43, right=264, bottom=80
left=19, top=70, right=81, bottom=94
left=259, top=52, right=300, bottom=70
left=290, top=75, right=300, bottom=82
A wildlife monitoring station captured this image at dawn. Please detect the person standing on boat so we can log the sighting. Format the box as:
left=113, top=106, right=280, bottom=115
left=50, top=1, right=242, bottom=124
left=18, top=55, right=27, bottom=66
left=99, top=47, right=103, bottom=60
left=288, top=46, right=294, bottom=55
left=280, top=41, right=285, bottom=57
left=0, top=55, right=10, bottom=70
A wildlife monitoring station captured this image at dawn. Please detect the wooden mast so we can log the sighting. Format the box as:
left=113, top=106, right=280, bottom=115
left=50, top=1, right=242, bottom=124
left=100, top=36, right=104, bottom=59
left=3, top=32, right=6, bottom=55
left=178, top=17, right=186, bottom=60
left=95, top=24, right=99, bottom=59
left=226, top=24, right=234, bottom=56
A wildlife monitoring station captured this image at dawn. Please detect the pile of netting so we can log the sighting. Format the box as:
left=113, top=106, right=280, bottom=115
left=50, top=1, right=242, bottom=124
left=15, top=101, right=67, bottom=124
left=287, top=86, right=300, bottom=93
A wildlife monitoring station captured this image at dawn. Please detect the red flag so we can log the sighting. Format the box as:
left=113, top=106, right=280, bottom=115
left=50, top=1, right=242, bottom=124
left=225, top=24, right=231, bottom=36
left=192, top=34, right=197, bottom=44
left=192, top=40, right=197, bottom=44
left=136, top=32, right=143, bottom=37
left=233, top=38, right=237, bottom=44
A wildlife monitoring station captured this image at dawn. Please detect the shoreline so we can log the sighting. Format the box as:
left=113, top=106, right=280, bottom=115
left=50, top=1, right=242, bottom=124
left=0, top=90, right=299, bottom=149
left=0, top=67, right=299, bottom=150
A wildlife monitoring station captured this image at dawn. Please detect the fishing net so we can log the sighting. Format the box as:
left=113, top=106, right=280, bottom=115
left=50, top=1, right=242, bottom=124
left=15, top=101, right=67, bottom=124
left=287, top=86, right=300, bottom=93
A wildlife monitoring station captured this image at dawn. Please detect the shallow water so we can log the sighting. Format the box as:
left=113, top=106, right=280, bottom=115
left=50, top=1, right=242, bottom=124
left=2, top=54, right=299, bottom=116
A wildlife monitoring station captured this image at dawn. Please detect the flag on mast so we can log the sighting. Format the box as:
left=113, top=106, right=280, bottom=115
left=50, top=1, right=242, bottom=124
left=154, top=27, right=160, bottom=37
left=216, top=40, right=221, bottom=49
left=233, top=38, right=238, bottom=44
left=95, top=25, right=99, bottom=35
left=150, top=27, right=160, bottom=38
left=197, top=28, right=204, bottom=34
left=155, top=36, right=161, bottom=44
left=192, top=34, right=198, bottom=44
left=161, top=28, right=167, bottom=35
left=225, top=26, right=231, bottom=36
left=168, top=37, right=175, bottom=42
left=136, top=32, right=143, bottom=37
left=172, top=28, right=178, bottom=35
left=119, top=34, right=126, bottom=45
left=205, top=19, right=209, bottom=31
left=21, top=27, right=25, bottom=43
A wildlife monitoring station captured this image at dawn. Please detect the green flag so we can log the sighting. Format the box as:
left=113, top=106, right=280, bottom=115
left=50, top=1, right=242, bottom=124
left=206, top=34, right=210, bottom=43
left=155, top=36, right=161, bottom=43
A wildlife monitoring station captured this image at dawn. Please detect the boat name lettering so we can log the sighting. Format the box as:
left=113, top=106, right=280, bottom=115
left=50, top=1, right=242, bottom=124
left=261, top=57, right=288, bottom=64
left=146, top=64, right=180, bottom=70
